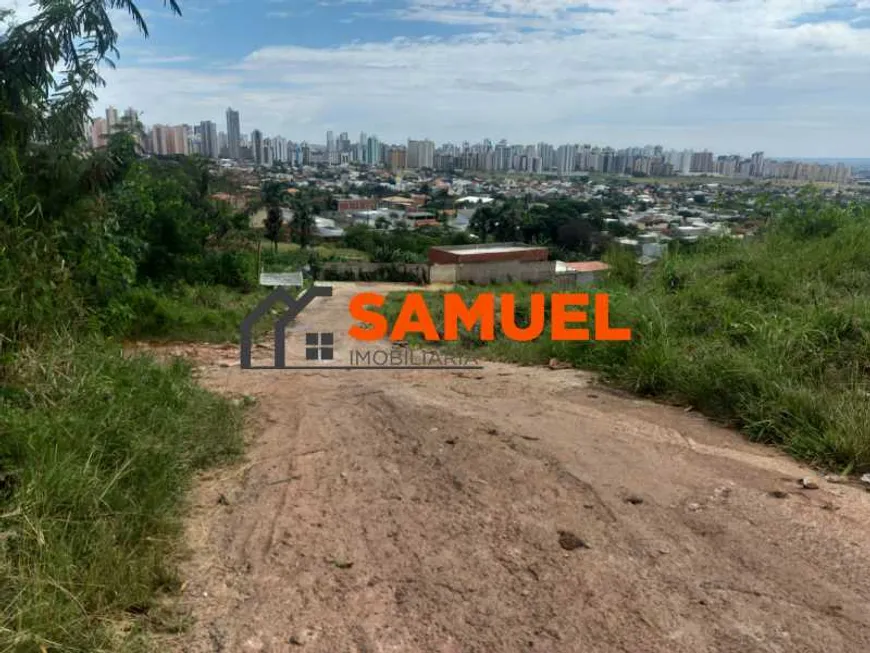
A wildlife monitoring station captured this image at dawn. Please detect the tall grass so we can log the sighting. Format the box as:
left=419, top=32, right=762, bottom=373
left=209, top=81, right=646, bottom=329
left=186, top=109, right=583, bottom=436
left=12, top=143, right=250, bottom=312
left=121, top=284, right=271, bottom=343
left=0, top=336, right=244, bottom=652
left=386, top=199, right=870, bottom=472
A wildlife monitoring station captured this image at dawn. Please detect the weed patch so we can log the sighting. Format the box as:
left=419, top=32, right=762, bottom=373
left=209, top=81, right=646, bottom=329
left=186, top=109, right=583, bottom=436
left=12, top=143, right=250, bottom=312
left=0, top=336, right=244, bottom=651
left=385, top=206, right=870, bottom=472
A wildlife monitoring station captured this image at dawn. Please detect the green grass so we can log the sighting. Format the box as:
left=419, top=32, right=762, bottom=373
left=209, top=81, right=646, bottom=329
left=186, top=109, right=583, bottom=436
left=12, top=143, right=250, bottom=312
left=122, top=284, right=271, bottom=343
left=0, top=335, right=245, bottom=652
left=263, top=240, right=370, bottom=262
left=384, top=200, right=870, bottom=473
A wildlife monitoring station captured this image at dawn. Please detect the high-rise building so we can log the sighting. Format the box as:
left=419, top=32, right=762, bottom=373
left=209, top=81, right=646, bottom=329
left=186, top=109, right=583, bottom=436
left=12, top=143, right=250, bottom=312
left=105, top=106, right=119, bottom=133
left=366, top=135, right=381, bottom=166
left=263, top=138, right=273, bottom=166
left=89, top=117, right=108, bottom=148
left=388, top=146, right=407, bottom=170
left=120, top=107, right=143, bottom=148
left=198, top=120, right=218, bottom=158
left=407, top=139, right=435, bottom=169
left=189, top=125, right=202, bottom=155
left=274, top=136, right=288, bottom=163
left=226, top=107, right=241, bottom=160
left=690, top=150, right=714, bottom=173
left=252, top=129, right=264, bottom=165
left=150, top=124, right=170, bottom=155
left=358, top=132, right=367, bottom=163
left=294, top=142, right=303, bottom=166
left=679, top=150, right=693, bottom=174
left=556, top=144, right=577, bottom=175
left=171, top=125, right=190, bottom=155
left=326, top=130, right=335, bottom=154
left=148, top=124, right=188, bottom=156
left=123, top=107, right=138, bottom=125
left=537, top=143, right=555, bottom=171
left=750, top=151, right=765, bottom=178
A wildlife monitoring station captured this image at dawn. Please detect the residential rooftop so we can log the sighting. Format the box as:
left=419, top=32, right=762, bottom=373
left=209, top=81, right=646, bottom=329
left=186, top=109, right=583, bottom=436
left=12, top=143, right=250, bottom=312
left=563, top=261, right=610, bottom=273
left=431, top=242, right=547, bottom=256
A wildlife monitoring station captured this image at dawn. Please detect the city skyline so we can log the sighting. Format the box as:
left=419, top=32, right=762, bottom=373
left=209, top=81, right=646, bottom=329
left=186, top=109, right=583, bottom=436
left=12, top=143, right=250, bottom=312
left=86, top=103, right=860, bottom=166
left=85, top=102, right=870, bottom=163
left=86, top=103, right=851, bottom=183
left=5, top=0, right=870, bottom=158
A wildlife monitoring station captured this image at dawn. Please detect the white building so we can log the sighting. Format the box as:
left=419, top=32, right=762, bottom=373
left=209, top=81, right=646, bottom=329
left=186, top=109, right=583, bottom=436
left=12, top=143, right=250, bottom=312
left=556, top=144, right=578, bottom=175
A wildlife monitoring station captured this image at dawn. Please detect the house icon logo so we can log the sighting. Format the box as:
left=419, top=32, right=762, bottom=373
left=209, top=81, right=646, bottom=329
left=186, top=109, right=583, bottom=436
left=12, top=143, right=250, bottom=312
left=239, top=285, right=333, bottom=369
left=239, top=284, right=483, bottom=372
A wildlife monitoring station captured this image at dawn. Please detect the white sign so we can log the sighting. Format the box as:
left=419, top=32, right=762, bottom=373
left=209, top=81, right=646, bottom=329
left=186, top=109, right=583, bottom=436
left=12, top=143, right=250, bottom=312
left=259, top=271, right=304, bottom=287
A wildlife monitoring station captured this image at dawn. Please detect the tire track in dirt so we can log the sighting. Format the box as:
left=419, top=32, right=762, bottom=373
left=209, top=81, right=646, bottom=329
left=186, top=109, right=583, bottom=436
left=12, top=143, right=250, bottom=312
left=151, top=283, right=870, bottom=653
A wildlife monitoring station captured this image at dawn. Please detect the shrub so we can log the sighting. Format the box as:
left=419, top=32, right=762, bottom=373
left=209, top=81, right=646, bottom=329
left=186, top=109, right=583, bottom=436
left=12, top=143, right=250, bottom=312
left=383, top=199, right=870, bottom=472
left=0, top=337, right=244, bottom=651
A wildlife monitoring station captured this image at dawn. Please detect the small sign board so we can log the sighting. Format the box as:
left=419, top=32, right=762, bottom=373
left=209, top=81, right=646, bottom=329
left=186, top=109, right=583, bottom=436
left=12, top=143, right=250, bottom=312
left=259, top=271, right=304, bottom=287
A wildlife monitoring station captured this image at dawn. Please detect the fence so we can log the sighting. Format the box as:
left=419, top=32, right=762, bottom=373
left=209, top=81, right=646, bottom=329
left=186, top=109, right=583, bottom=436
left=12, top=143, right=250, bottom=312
left=318, top=262, right=430, bottom=284
left=316, top=260, right=562, bottom=286
left=553, top=271, right=604, bottom=288
left=432, top=261, right=557, bottom=285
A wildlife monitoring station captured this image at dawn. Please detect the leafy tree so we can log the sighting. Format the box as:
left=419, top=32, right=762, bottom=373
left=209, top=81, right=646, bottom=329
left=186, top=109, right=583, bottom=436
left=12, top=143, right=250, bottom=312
left=1, top=0, right=184, bottom=342
left=556, top=219, right=595, bottom=253
left=491, top=201, right=524, bottom=242
left=470, top=205, right=497, bottom=241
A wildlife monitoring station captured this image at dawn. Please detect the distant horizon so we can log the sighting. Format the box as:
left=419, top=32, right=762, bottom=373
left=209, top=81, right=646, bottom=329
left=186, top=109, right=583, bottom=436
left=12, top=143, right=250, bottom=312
left=9, top=0, right=870, bottom=157
left=89, top=108, right=866, bottom=164
left=775, top=157, right=870, bottom=164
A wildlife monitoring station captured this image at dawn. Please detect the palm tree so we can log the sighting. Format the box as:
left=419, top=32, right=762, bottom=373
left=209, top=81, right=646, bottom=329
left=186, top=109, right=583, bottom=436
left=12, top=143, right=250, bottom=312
left=291, top=197, right=315, bottom=248
left=260, top=180, right=286, bottom=252
left=2, top=0, right=182, bottom=232
left=1, top=1, right=181, bottom=154
left=264, top=205, right=283, bottom=252
left=260, top=180, right=285, bottom=210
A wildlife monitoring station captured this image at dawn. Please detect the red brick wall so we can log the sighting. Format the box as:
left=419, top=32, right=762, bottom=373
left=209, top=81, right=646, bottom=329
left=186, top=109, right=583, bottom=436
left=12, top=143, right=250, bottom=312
left=336, top=198, right=378, bottom=212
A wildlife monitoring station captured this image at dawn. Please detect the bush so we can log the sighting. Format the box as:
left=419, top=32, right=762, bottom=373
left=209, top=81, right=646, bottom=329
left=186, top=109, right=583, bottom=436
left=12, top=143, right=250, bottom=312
left=122, top=284, right=270, bottom=343
left=383, top=199, right=870, bottom=472
left=186, top=250, right=257, bottom=291
left=0, top=336, right=244, bottom=651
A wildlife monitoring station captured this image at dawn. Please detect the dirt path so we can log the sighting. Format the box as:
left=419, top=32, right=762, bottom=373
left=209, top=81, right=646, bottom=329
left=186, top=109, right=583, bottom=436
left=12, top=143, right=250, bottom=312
left=161, top=283, right=870, bottom=653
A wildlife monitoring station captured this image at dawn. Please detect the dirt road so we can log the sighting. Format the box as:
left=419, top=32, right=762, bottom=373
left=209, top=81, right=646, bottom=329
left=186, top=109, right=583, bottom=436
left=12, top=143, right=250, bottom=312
left=165, top=283, right=870, bottom=653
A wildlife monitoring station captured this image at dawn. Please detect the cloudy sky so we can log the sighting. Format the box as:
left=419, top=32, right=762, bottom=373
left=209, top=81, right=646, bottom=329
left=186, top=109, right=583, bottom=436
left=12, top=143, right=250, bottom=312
left=3, top=0, right=870, bottom=157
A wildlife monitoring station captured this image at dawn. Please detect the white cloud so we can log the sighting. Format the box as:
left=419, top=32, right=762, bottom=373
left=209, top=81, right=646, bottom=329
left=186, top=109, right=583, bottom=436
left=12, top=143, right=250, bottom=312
left=132, top=55, right=195, bottom=64
left=84, top=0, right=870, bottom=156
left=0, top=1, right=151, bottom=38
left=0, top=0, right=39, bottom=23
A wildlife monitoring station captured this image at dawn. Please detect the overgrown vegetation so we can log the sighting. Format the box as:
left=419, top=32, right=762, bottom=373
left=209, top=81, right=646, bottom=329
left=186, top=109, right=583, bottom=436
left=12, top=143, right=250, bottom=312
left=385, top=193, right=870, bottom=472
left=343, top=223, right=475, bottom=263
left=469, top=195, right=639, bottom=260
left=0, top=3, right=251, bottom=650
left=122, top=284, right=270, bottom=342
left=0, top=338, right=244, bottom=652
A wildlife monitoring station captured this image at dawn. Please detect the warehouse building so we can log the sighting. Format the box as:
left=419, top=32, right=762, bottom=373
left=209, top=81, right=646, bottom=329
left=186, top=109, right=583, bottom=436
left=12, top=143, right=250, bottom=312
left=428, top=243, right=549, bottom=265
left=428, top=243, right=552, bottom=284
